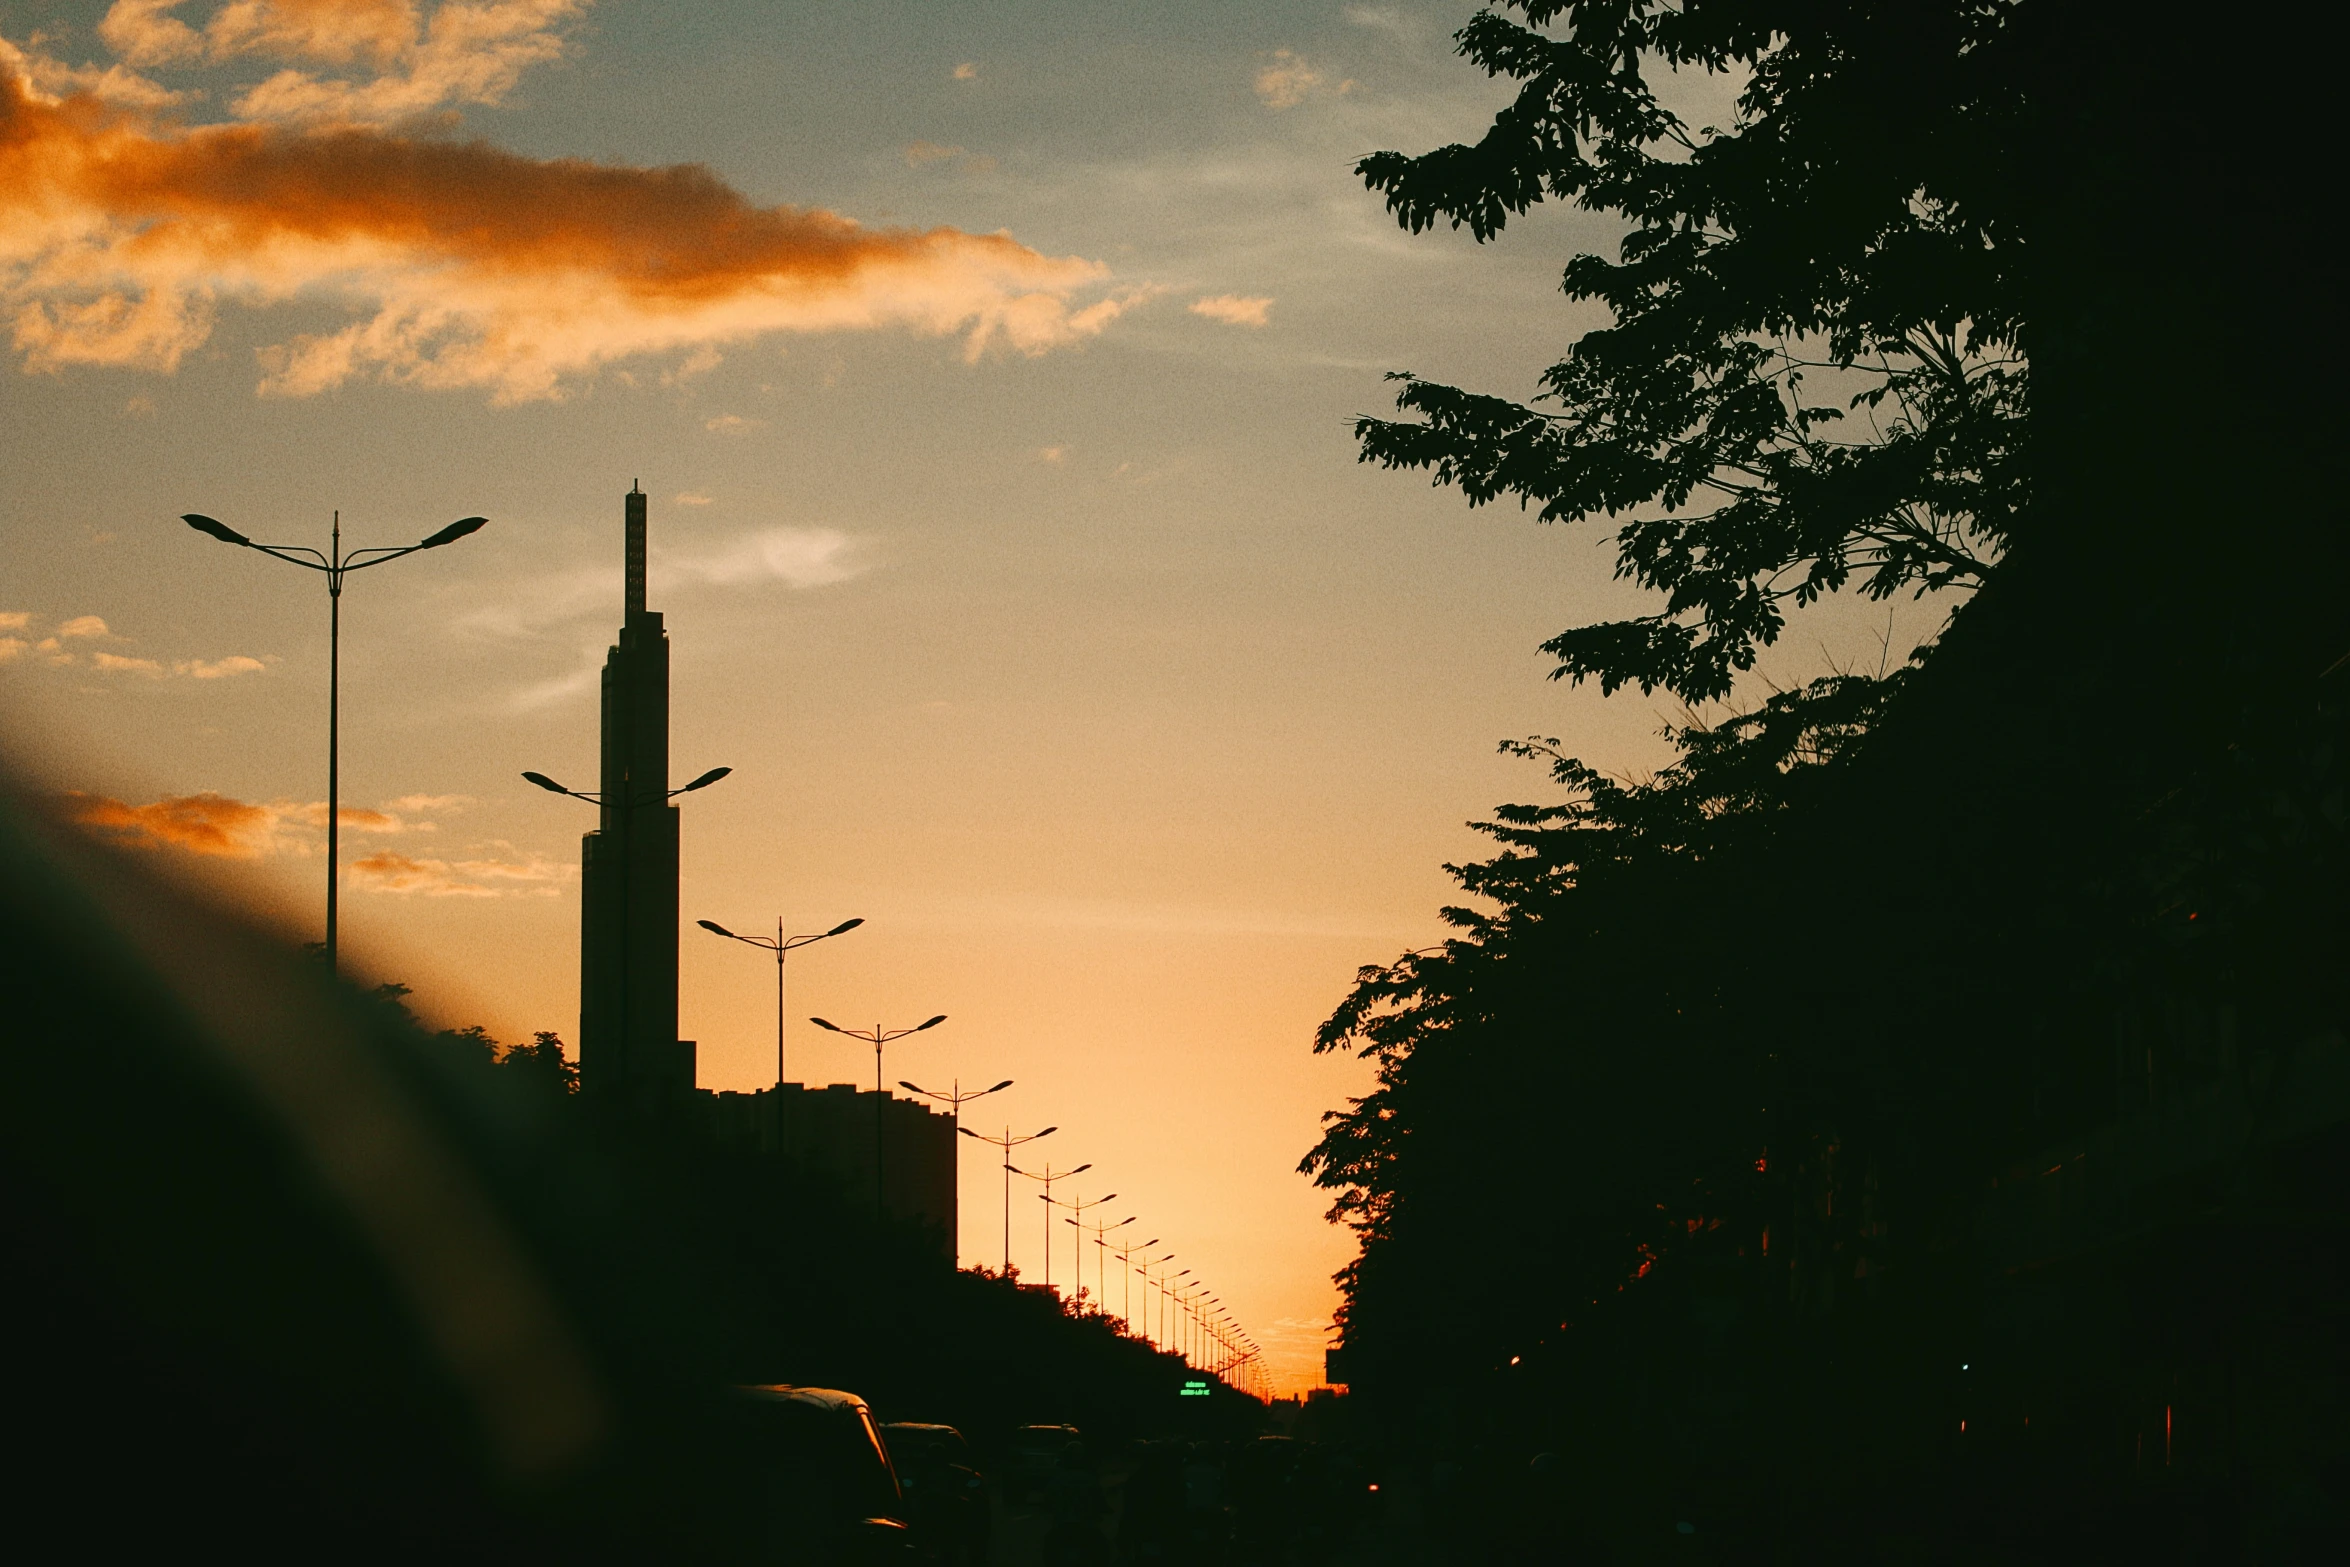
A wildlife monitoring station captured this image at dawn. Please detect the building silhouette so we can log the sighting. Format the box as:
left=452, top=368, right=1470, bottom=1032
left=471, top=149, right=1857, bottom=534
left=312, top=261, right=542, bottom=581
left=579, top=486, right=692, bottom=1103
left=707, top=1084, right=958, bottom=1260
left=569, top=485, right=957, bottom=1257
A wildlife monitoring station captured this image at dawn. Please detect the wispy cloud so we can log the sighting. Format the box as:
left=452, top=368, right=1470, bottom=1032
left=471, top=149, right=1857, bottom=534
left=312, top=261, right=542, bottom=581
left=1189, top=294, right=1273, bottom=328
left=0, top=612, right=264, bottom=677
left=92, top=650, right=269, bottom=679
left=386, top=792, right=470, bottom=813
left=99, top=0, right=589, bottom=128
left=704, top=414, right=765, bottom=434
left=63, top=789, right=280, bottom=856
left=62, top=787, right=537, bottom=892
left=904, top=140, right=997, bottom=175
left=351, top=845, right=567, bottom=897
left=0, top=23, right=1144, bottom=402
left=180, top=654, right=268, bottom=678
left=660, top=526, right=861, bottom=590
left=1253, top=48, right=1356, bottom=110
left=0, top=33, right=185, bottom=107
left=461, top=523, right=869, bottom=642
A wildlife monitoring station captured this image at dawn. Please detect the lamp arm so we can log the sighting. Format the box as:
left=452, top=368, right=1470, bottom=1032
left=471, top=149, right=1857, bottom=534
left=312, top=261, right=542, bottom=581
left=340, top=544, right=427, bottom=571
left=248, top=543, right=334, bottom=570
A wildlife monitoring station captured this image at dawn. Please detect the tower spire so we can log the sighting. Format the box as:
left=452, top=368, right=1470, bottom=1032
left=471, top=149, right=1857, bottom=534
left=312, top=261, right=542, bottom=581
left=625, top=484, right=647, bottom=618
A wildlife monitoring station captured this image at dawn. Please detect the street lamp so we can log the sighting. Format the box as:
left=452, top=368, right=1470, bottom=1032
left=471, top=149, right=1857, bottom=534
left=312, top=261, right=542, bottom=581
left=1170, top=1269, right=1195, bottom=1360
left=1044, top=1188, right=1117, bottom=1309
left=1007, top=1160, right=1090, bottom=1292
left=900, top=1077, right=1012, bottom=1267
left=809, top=1013, right=947, bottom=1219
left=182, top=509, right=486, bottom=972
left=1112, top=1235, right=1159, bottom=1330
left=522, top=766, right=733, bottom=803
left=1068, top=1212, right=1137, bottom=1322
left=698, top=915, right=864, bottom=1087
left=1142, top=1254, right=1177, bottom=1350
left=961, top=1123, right=1055, bottom=1275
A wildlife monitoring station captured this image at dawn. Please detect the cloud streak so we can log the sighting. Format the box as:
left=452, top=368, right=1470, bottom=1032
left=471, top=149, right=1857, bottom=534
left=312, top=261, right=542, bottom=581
left=0, top=612, right=265, bottom=677
left=99, top=1, right=587, bottom=127
left=0, top=31, right=1142, bottom=402
left=64, top=789, right=280, bottom=856
left=1190, top=293, right=1272, bottom=328
left=62, top=787, right=558, bottom=896
left=351, top=846, right=566, bottom=896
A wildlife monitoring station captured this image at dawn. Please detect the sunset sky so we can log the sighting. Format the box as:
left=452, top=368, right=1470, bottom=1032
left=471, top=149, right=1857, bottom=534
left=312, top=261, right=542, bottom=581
left=0, top=1, right=1938, bottom=1395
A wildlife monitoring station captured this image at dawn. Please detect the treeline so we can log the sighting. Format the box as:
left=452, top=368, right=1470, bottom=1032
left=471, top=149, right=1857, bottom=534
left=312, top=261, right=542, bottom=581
left=1306, top=3, right=2347, bottom=1558
left=383, top=990, right=1241, bottom=1447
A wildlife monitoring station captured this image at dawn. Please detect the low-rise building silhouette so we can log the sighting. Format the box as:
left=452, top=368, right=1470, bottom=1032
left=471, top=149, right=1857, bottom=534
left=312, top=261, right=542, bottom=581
left=705, top=1082, right=957, bottom=1260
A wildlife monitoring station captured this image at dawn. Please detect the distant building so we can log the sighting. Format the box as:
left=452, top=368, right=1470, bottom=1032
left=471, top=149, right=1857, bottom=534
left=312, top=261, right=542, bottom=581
left=567, top=487, right=955, bottom=1262
left=578, top=486, right=692, bottom=1103
left=705, top=1083, right=957, bottom=1260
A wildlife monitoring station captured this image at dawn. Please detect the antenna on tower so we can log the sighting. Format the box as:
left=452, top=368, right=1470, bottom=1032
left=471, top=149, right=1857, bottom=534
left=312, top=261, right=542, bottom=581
left=624, top=486, right=648, bottom=617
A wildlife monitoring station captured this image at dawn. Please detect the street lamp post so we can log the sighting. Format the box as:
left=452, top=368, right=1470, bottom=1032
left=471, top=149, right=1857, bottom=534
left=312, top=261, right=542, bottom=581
left=697, top=916, right=864, bottom=1087
left=1069, top=1213, right=1136, bottom=1321
left=1113, top=1235, right=1158, bottom=1330
left=1007, top=1161, right=1090, bottom=1293
left=900, top=1077, right=1012, bottom=1267
left=959, top=1123, right=1055, bottom=1275
left=1170, top=1269, right=1194, bottom=1360
left=1044, top=1188, right=1117, bottom=1311
left=182, top=509, right=487, bottom=972
left=809, top=1014, right=947, bottom=1220
left=1142, top=1254, right=1177, bottom=1350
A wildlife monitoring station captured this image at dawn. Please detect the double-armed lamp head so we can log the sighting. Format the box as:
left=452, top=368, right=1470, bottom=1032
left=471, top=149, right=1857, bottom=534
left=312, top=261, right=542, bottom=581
left=526, top=764, right=730, bottom=800
left=810, top=1014, right=947, bottom=1036
left=182, top=513, right=486, bottom=551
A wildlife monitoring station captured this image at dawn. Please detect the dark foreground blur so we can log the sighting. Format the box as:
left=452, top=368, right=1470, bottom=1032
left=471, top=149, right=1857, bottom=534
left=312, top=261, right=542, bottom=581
left=0, top=779, right=1245, bottom=1564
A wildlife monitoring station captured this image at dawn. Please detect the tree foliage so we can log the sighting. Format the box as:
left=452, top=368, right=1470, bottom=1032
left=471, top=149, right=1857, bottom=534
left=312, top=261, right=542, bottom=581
left=1355, top=0, right=2027, bottom=701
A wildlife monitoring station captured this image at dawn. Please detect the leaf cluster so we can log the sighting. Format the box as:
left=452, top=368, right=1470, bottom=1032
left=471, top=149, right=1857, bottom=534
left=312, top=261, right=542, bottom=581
left=1356, top=1, right=2029, bottom=700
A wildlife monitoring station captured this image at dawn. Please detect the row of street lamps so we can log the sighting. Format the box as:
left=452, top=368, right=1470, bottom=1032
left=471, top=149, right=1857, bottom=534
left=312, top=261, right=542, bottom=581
left=180, top=506, right=1265, bottom=1394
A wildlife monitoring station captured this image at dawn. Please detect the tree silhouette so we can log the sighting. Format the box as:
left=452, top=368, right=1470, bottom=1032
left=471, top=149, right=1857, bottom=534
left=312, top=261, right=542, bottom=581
left=1354, top=0, right=2026, bottom=700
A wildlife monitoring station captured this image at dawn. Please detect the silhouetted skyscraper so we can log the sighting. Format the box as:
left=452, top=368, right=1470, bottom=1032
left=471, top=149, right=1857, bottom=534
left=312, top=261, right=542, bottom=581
left=580, top=486, right=693, bottom=1100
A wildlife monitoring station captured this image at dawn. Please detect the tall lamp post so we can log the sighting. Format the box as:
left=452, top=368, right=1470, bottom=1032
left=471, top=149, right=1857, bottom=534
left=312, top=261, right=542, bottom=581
left=1141, top=1254, right=1178, bottom=1349
left=1043, top=1188, right=1117, bottom=1310
left=1168, top=1268, right=1195, bottom=1359
left=1112, top=1235, right=1159, bottom=1330
left=960, top=1123, right=1055, bottom=1275
left=1069, top=1212, right=1136, bottom=1321
left=1008, top=1161, right=1090, bottom=1292
left=900, top=1077, right=1012, bottom=1267
left=182, top=509, right=486, bottom=972
left=809, top=1014, right=947, bottom=1219
left=697, top=916, right=864, bottom=1086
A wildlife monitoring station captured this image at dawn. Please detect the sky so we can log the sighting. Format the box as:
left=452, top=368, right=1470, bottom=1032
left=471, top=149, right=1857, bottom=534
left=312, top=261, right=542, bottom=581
left=0, top=1, right=1941, bottom=1396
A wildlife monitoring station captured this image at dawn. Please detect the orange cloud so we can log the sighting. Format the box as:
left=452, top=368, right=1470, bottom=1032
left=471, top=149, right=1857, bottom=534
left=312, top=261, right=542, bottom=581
left=98, top=2, right=581, bottom=126
left=351, top=847, right=565, bottom=896
left=0, top=55, right=1138, bottom=400
left=104, top=1, right=425, bottom=70
left=57, top=788, right=458, bottom=861
left=64, top=789, right=279, bottom=856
